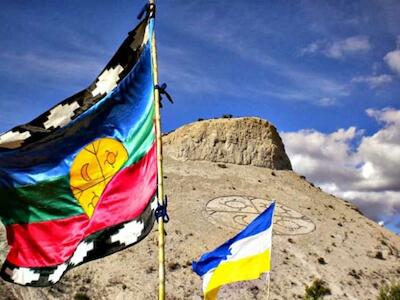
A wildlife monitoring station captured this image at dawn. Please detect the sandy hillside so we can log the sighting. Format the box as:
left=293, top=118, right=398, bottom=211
left=0, top=117, right=399, bottom=300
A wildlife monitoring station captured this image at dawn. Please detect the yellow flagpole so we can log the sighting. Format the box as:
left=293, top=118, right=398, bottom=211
left=148, top=0, right=166, bottom=299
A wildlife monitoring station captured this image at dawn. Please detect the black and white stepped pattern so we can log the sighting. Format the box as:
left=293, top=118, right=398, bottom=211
left=0, top=14, right=151, bottom=151
left=0, top=197, right=157, bottom=287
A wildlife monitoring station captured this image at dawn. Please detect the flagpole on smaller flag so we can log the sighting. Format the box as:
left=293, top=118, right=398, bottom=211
left=148, top=0, right=166, bottom=299
left=266, top=273, right=271, bottom=300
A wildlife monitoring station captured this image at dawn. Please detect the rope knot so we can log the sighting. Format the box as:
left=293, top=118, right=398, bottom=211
left=155, top=195, right=170, bottom=223
left=155, top=83, right=174, bottom=108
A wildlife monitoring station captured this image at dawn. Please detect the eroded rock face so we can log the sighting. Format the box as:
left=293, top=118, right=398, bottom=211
left=163, top=117, right=292, bottom=170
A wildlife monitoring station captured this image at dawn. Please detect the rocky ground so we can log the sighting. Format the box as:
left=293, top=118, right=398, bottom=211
left=0, top=117, right=399, bottom=299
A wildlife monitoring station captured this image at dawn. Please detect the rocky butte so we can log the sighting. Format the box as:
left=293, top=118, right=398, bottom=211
left=0, top=117, right=399, bottom=299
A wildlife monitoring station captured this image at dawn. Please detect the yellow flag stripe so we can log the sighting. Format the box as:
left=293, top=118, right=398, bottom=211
left=205, top=248, right=271, bottom=300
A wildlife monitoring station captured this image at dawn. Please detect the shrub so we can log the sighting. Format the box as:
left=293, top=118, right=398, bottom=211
left=74, top=293, right=90, bottom=300
left=378, top=281, right=400, bottom=300
left=304, top=279, right=331, bottom=300
left=375, top=251, right=385, bottom=260
left=317, top=257, right=327, bottom=265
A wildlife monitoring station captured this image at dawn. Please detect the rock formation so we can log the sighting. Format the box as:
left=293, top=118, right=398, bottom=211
left=163, top=117, right=292, bottom=170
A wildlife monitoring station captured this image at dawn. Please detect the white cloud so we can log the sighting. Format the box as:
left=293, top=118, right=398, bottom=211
left=317, top=97, right=336, bottom=106
left=281, top=108, right=400, bottom=227
left=302, top=36, right=371, bottom=59
left=327, top=36, right=371, bottom=58
left=357, top=108, right=400, bottom=191
left=351, top=74, right=393, bottom=89
left=344, top=191, right=400, bottom=221
left=301, top=40, right=324, bottom=55
left=384, top=50, right=400, bottom=75
left=282, top=127, right=362, bottom=186
left=0, top=52, right=102, bottom=84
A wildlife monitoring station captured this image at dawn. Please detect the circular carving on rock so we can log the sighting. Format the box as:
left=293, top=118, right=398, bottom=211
left=204, top=196, right=316, bottom=235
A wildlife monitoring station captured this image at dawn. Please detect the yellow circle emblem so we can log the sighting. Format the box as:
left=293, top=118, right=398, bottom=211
left=70, top=138, right=128, bottom=218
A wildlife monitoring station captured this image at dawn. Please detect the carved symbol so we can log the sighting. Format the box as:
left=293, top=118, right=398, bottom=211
left=204, top=196, right=316, bottom=235
left=80, top=163, right=92, bottom=182
left=70, top=138, right=128, bottom=218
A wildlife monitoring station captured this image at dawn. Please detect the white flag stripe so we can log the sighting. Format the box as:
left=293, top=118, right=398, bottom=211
left=226, top=226, right=272, bottom=262
left=202, top=270, right=214, bottom=293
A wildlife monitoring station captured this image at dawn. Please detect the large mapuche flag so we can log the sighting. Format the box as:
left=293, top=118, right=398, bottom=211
left=0, top=10, right=157, bottom=286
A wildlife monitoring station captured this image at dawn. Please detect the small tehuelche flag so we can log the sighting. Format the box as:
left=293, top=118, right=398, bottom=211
left=0, top=9, right=157, bottom=286
left=192, top=202, right=275, bottom=300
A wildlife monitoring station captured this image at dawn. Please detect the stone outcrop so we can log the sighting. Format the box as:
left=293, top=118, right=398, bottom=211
left=163, top=117, right=292, bottom=170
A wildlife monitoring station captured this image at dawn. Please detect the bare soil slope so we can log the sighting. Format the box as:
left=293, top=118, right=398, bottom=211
left=0, top=118, right=399, bottom=300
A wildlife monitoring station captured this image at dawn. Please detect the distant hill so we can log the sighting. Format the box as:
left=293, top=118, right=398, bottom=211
left=1, top=117, right=399, bottom=299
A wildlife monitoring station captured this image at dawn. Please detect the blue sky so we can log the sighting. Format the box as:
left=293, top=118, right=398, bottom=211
left=0, top=1, right=399, bottom=233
